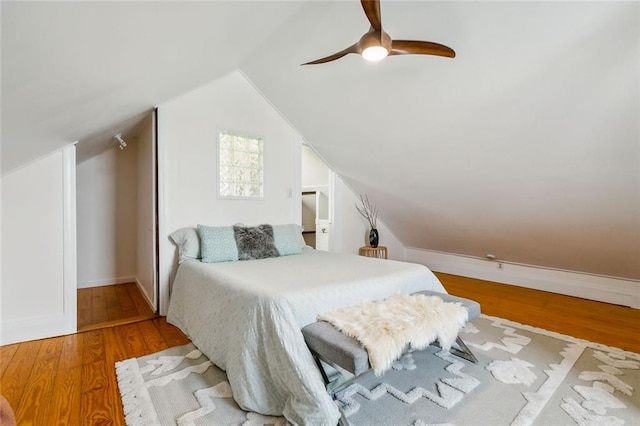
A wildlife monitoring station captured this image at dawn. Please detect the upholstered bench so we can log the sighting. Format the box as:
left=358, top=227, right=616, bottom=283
left=301, top=290, right=481, bottom=384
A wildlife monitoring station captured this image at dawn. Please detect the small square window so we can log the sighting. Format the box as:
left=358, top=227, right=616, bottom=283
left=218, top=130, right=264, bottom=199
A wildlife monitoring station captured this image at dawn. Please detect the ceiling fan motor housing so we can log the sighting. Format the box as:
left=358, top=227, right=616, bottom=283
left=358, top=29, right=392, bottom=54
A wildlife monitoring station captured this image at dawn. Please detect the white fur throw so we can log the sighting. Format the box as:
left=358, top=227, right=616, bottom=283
left=318, top=294, right=469, bottom=376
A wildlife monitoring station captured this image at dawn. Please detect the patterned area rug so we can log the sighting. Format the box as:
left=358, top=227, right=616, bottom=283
left=115, top=315, right=640, bottom=425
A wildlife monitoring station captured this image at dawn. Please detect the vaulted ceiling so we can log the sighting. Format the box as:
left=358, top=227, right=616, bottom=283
left=2, top=1, right=638, bottom=279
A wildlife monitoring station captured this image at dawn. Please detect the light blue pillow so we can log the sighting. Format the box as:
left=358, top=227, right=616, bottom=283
left=197, top=225, right=239, bottom=263
left=272, top=224, right=305, bottom=256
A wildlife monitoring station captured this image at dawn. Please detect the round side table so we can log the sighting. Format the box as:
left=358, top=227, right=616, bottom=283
left=358, top=246, right=388, bottom=259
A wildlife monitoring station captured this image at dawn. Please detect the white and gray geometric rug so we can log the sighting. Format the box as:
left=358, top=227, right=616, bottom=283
left=116, top=315, right=640, bottom=426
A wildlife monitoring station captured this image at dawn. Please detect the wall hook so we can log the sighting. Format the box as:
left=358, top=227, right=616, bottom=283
left=113, top=133, right=127, bottom=150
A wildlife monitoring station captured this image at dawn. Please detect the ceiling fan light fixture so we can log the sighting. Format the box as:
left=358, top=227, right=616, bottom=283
left=361, top=45, right=388, bottom=61
left=301, top=0, right=455, bottom=65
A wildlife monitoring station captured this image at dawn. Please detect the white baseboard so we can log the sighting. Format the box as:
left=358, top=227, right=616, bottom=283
left=406, top=248, right=640, bottom=309
left=77, top=276, right=138, bottom=289
left=134, top=277, right=156, bottom=312
left=0, top=313, right=73, bottom=345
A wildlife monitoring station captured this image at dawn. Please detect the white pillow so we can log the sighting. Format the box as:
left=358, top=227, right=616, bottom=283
left=169, top=227, right=200, bottom=263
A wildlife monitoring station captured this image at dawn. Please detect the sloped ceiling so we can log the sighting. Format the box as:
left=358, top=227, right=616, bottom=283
left=1, top=1, right=309, bottom=168
left=241, top=1, right=640, bottom=280
left=2, top=1, right=638, bottom=279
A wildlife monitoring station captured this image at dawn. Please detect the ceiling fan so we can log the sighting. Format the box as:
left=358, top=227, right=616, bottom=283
left=302, top=0, right=455, bottom=65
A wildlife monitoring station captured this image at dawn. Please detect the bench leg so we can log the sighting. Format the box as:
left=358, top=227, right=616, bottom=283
left=312, top=354, right=331, bottom=385
left=449, top=336, right=478, bottom=363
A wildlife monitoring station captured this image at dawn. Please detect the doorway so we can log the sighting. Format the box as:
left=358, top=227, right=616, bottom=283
left=301, top=145, right=332, bottom=251
left=302, top=190, right=330, bottom=250
left=75, top=110, right=159, bottom=331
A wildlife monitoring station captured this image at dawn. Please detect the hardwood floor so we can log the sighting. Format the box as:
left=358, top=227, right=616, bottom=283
left=1, top=318, right=190, bottom=426
left=1, top=274, right=638, bottom=424
left=77, top=283, right=158, bottom=332
left=436, top=272, right=640, bottom=353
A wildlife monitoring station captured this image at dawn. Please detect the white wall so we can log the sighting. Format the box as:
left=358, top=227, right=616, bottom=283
left=331, top=175, right=406, bottom=261
left=1, top=146, right=77, bottom=344
left=157, top=70, right=301, bottom=313
left=301, top=144, right=329, bottom=188
left=76, top=141, right=138, bottom=287
left=136, top=112, right=156, bottom=308
left=301, top=143, right=407, bottom=259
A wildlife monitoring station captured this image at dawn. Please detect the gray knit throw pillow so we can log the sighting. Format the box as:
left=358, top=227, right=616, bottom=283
left=233, top=224, right=280, bottom=260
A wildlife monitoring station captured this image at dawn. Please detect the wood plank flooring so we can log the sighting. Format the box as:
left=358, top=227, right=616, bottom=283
left=1, top=274, right=638, bottom=424
left=77, top=283, right=157, bottom=332
left=436, top=272, right=640, bottom=353
left=0, top=318, right=190, bottom=426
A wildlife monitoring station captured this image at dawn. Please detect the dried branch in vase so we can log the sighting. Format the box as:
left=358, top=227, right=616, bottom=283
left=355, top=194, right=378, bottom=229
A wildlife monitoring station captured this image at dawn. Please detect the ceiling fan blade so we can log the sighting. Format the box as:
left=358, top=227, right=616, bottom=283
left=301, top=43, right=359, bottom=65
left=391, top=40, right=456, bottom=58
left=361, top=0, right=382, bottom=31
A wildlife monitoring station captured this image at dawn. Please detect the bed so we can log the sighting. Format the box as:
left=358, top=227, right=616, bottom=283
left=166, top=248, right=446, bottom=425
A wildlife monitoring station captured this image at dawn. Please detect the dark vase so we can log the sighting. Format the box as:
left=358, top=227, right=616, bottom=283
left=369, top=228, right=379, bottom=248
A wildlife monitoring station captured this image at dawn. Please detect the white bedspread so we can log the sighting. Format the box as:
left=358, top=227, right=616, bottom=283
left=166, top=249, right=446, bottom=425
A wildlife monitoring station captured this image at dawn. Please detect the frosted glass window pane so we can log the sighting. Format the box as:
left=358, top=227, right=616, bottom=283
left=249, top=154, right=260, bottom=168
left=233, top=139, right=246, bottom=152
left=220, top=166, right=233, bottom=182
left=234, top=152, right=249, bottom=167
left=218, top=130, right=263, bottom=198
left=234, top=167, right=244, bottom=182
left=220, top=137, right=232, bottom=150
left=249, top=185, right=261, bottom=197
left=219, top=149, right=233, bottom=165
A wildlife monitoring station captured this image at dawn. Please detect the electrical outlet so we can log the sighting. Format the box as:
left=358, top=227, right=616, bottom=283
left=497, top=263, right=503, bottom=270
